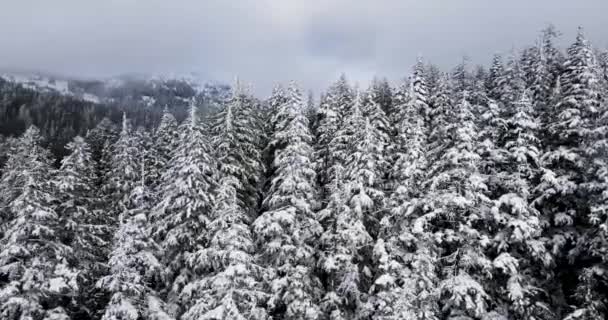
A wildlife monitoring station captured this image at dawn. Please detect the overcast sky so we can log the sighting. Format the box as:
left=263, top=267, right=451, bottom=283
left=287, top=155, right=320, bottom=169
left=1, top=1, right=607, bottom=95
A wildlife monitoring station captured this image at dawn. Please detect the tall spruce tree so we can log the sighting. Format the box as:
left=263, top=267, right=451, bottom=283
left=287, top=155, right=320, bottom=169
left=103, top=114, right=141, bottom=223
left=420, top=93, right=493, bottom=319
left=314, top=75, right=354, bottom=199
left=210, top=80, right=264, bottom=217
left=54, top=136, right=110, bottom=318
left=487, top=92, right=553, bottom=319
left=98, top=170, right=172, bottom=320
left=0, top=126, right=77, bottom=320
left=151, top=103, right=217, bottom=317
left=533, top=29, right=601, bottom=317
left=319, top=91, right=384, bottom=319
left=368, top=62, right=441, bottom=320
left=149, top=107, right=179, bottom=191
left=253, top=81, right=323, bottom=320
left=181, top=175, right=267, bottom=320
left=86, top=117, right=119, bottom=187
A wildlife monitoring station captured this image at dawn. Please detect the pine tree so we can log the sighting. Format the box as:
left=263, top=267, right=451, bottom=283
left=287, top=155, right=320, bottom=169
left=98, top=171, right=172, bottom=320
left=0, top=127, right=54, bottom=238
left=262, top=85, right=289, bottom=188
left=420, top=94, right=493, bottom=319
left=534, top=29, right=601, bottom=318
left=368, top=62, right=441, bottom=320
left=210, top=80, right=264, bottom=217
left=314, top=75, right=353, bottom=198
left=103, top=114, right=141, bottom=223
left=319, top=90, right=386, bottom=319
left=151, top=103, right=217, bottom=316
left=500, top=52, right=527, bottom=111
left=390, top=77, right=412, bottom=132
left=389, top=67, right=428, bottom=201
left=487, top=92, right=553, bottom=319
left=149, top=108, right=179, bottom=191
left=487, top=54, right=506, bottom=101
left=0, top=126, right=77, bottom=320
left=318, top=166, right=372, bottom=320
left=362, top=87, right=391, bottom=150
left=370, top=78, right=394, bottom=117
left=451, top=57, right=472, bottom=101
left=253, top=81, right=323, bottom=320
left=181, top=175, right=267, bottom=320
left=54, top=136, right=110, bottom=318
left=86, top=117, right=119, bottom=187
left=521, top=46, right=541, bottom=89
left=427, top=73, right=455, bottom=160
left=564, top=31, right=608, bottom=320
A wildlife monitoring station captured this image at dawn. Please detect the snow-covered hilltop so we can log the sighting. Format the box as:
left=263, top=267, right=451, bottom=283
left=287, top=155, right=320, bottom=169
left=0, top=71, right=230, bottom=108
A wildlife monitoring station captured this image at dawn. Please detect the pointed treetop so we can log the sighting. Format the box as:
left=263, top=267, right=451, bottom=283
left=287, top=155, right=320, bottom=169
left=271, top=83, right=285, bottom=97
left=575, top=26, right=587, bottom=44
left=416, top=55, right=425, bottom=69
left=352, top=88, right=363, bottom=118
left=188, top=100, right=198, bottom=128
left=121, top=112, right=128, bottom=134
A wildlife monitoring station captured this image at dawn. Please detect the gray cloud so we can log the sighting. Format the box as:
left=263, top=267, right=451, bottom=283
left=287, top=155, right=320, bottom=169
left=1, top=0, right=607, bottom=95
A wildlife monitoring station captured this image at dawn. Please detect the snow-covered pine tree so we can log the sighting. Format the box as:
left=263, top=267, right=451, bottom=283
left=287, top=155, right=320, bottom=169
left=151, top=102, right=217, bottom=317
left=181, top=174, right=267, bottom=320
left=500, top=52, right=527, bottom=113
left=0, top=126, right=77, bottom=320
left=319, top=89, right=386, bottom=319
left=564, top=32, right=608, bottom=320
left=265, top=84, right=290, bottom=138
left=0, top=127, right=53, bottom=238
left=314, top=74, right=353, bottom=199
left=370, top=78, right=394, bottom=117
left=486, top=54, right=506, bottom=101
left=86, top=117, right=119, bottom=186
left=261, top=84, right=289, bottom=188
left=479, top=52, right=525, bottom=201
left=367, top=62, right=441, bottom=320
left=451, top=57, right=472, bottom=101
left=390, top=77, right=412, bottom=132
left=425, top=63, right=443, bottom=98
left=98, top=167, right=172, bottom=320
left=426, top=73, right=455, bottom=161
left=305, top=90, right=317, bottom=126
left=389, top=62, right=428, bottom=198
left=103, top=114, right=141, bottom=223
left=54, top=136, right=110, bottom=318
left=253, top=81, right=323, bottom=320
left=133, top=126, right=153, bottom=183
left=569, top=101, right=608, bottom=320
left=419, top=93, right=493, bottom=319
left=210, top=80, right=264, bottom=217
left=362, top=86, right=391, bottom=147
left=486, top=91, right=553, bottom=319
left=318, top=164, right=372, bottom=320
left=360, top=86, right=391, bottom=214
left=533, top=29, right=601, bottom=318
left=149, top=107, right=179, bottom=191
left=344, top=91, right=388, bottom=232
left=470, top=65, right=489, bottom=108
left=520, top=46, right=541, bottom=90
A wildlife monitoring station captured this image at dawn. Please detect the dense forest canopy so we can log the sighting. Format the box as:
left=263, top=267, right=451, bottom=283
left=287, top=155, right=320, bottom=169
left=1, top=26, right=608, bottom=320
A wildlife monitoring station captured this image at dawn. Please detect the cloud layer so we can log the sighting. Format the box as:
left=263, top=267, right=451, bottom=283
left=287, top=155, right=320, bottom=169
left=1, top=0, right=607, bottom=95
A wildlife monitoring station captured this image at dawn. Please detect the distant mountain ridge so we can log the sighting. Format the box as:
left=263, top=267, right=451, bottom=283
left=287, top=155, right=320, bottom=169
left=0, top=71, right=230, bottom=111
left=0, top=71, right=231, bottom=159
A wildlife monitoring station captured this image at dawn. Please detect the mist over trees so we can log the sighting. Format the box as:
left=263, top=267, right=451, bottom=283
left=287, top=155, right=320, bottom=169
left=1, top=26, right=608, bottom=320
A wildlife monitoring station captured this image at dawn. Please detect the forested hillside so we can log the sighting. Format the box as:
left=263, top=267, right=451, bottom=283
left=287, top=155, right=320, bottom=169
left=0, top=75, right=230, bottom=160
left=1, top=26, right=608, bottom=320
